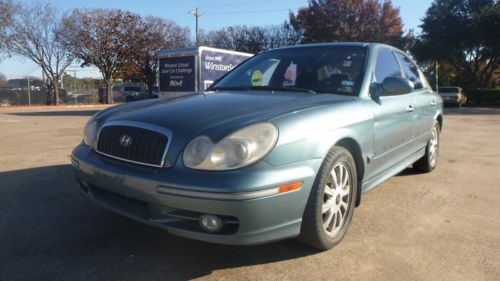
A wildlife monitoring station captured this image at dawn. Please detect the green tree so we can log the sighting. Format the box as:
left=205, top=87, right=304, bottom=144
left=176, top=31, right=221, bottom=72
left=289, top=0, right=410, bottom=48
left=413, top=0, right=499, bottom=87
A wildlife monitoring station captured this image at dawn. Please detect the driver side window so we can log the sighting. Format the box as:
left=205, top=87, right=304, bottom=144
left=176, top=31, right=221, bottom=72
left=394, top=52, right=423, bottom=90
left=374, top=50, right=402, bottom=83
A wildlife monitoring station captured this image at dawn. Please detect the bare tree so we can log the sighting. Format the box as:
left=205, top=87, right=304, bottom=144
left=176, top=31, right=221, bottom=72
left=5, top=3, right=73, bottom=105
left=200, top=23, right=301, bottom=53
left=62, top=8, right=141, bottom=104
left=264, top=22, right=302, bottom=50
left=0, top=0, right=17, bottom=53
left=130, top=16, right=190, bottom=97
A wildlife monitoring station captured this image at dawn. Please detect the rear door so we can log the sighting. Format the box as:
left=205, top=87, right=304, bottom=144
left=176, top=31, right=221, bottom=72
left=368, top=48, right=417, bottom=178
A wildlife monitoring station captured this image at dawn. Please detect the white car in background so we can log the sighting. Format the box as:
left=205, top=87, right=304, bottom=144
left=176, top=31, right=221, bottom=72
left=438, top=86, right=467, bottom=108
left=112, top=85, right=149, bottom=102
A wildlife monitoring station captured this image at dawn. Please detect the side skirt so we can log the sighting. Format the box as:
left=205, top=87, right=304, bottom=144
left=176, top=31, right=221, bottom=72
left=361, top=148, right=426, bottom=194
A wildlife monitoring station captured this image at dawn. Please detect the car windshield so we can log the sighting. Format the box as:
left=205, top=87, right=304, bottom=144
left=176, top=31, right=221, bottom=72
left=211, top=46, right=367, bottom=96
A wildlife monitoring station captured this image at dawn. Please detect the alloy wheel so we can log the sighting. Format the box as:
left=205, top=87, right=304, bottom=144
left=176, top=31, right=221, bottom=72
left=429, top=124, right=439, bottom=167
left=322, top=162, right=351, bottom=236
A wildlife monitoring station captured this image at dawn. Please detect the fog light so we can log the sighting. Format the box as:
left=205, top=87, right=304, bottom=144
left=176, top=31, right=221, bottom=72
left=199, top=214, right=223, bottom=232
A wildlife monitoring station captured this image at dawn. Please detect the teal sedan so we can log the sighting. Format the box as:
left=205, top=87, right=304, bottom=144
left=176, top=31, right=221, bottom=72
left=72, top=43, right=443, bottom=250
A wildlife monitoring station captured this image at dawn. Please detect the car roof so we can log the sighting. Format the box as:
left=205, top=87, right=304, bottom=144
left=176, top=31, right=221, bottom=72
left=264, top=42, right=398, bottom=52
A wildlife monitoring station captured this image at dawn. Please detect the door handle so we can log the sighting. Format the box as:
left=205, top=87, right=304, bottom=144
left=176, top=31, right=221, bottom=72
left=406, top=105, right=414, bottom=112
left=430, top=100, right=436, bottom=106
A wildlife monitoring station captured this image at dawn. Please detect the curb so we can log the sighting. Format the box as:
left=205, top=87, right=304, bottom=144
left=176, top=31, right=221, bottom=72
left=0, top=104, right=118, bottom=111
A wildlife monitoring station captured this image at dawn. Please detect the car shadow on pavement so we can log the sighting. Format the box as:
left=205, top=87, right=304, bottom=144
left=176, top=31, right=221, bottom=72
left=7, top=110, right=101, bottom=117
left=396, top=167, right=420, bottom=177
left=0, top=165, right=319, bottom=281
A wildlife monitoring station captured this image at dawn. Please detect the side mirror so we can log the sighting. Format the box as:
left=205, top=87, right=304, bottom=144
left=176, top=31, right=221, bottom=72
left=381, top=77, right=414, bottom=96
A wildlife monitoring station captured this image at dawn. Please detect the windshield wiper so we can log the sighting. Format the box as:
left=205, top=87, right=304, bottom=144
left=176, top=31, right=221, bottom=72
left=247, top=85, right=316, bottom=94
left=208, top=85, right=316, bottom=94
left=207, top=86, right=249, bottom=92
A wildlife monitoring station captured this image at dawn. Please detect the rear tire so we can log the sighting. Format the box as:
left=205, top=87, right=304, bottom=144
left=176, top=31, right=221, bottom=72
left=414, top=121, right=440, bottom=173
left=298, top=146, right=357, bottom=250
left=125, top=96, right=134, bottom=103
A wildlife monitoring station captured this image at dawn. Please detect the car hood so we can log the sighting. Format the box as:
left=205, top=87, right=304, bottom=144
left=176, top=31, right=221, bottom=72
left=100, top=91, right=353, bottom=139
left=96, top=91, right=356, bottom=164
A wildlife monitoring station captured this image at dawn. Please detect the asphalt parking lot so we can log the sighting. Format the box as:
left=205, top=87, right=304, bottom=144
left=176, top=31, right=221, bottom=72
left=0, top=105, right=499, bottom=281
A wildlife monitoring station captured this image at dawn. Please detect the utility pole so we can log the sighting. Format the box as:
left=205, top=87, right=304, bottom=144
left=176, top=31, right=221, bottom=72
left=189, top=7, right=203, bottom=47
left=435, top=61, right=439, bottom=92
left=27, top=76, right=31, bottom=106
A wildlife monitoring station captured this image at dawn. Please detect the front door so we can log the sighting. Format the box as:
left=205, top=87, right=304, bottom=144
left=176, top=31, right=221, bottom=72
left=368, top=49, right=417, bottom=180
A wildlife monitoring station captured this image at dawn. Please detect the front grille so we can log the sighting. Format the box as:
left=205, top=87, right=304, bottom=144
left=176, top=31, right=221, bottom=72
left=96, top=124, right=169, bottom=167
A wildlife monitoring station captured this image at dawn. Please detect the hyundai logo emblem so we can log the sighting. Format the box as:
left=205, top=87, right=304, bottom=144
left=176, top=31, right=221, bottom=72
left=119, top=135, right=133, bottom=147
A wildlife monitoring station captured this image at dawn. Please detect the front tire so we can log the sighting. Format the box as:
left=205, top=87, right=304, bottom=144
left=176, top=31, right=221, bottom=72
left=298, top=146, right=357, bottom=250
left=414, top=121, right=440, bottom=173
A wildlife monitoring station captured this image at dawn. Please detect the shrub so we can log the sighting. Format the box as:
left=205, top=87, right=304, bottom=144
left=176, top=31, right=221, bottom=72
left=464, top=89, right=500, bottom=106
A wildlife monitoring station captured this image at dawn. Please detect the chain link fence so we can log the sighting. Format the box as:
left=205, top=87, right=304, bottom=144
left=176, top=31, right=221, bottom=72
left=0, top=77, right=102, bottom=106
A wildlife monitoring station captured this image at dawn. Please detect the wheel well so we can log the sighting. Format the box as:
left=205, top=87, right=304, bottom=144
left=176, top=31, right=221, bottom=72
left=335, top=138, right=364, bottom=207
left=436, top=114, right=443, bottom=130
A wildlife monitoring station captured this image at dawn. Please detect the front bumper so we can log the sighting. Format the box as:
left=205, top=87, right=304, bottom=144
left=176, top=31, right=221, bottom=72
left=71, top=143, right=321, bottom=245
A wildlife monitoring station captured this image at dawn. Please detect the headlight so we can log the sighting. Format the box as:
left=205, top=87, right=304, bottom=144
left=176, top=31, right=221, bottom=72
left=83, top=116, right=98, bottom=146
left=183, top=122, right=278, bottom=170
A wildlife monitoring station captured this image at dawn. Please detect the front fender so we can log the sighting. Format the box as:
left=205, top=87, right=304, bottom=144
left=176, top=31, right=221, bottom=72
left=265, top=100, right=374, bottom=169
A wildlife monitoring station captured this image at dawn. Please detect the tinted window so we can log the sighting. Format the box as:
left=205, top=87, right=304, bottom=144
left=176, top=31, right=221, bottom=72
left=395, top=52, right=422, bottom=89
left=374, top=50, right=402, bottom=83
left=125, top=86, right=141, bottom=92
left=213, top=46, right=367, bottom=96
left=438, top=87, right=459, bottom=93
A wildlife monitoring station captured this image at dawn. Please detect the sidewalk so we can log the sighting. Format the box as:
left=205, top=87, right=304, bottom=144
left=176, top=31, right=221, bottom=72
left=0, top=103, right=117, bottom=112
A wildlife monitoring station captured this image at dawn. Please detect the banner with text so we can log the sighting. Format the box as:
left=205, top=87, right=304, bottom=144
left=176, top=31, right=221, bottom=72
left=200, top=50, right=251, bottom=89
left=159, top=56, right=196, bottom=92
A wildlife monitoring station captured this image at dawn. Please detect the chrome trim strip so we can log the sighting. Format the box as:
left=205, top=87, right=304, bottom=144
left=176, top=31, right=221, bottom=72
left=95, top=121, right=173, bottom=168
left=156, top=185, right=280, bottom=201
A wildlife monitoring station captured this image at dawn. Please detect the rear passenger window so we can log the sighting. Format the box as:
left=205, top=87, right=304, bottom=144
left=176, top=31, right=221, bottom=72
left=395, top=52, right=423, bottom=89
left=374, top=50, right=402, bottom=83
